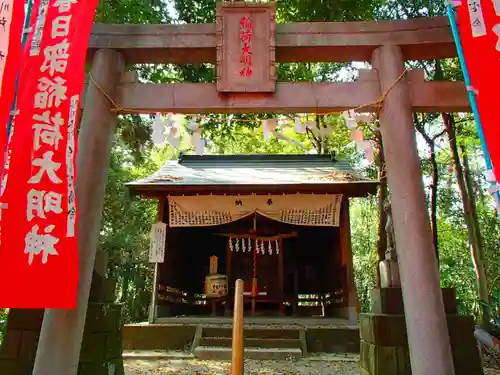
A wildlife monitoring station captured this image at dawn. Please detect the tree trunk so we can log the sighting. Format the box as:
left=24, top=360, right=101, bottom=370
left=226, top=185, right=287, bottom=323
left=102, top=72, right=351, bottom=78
left=414, top=114, right=440, bottom=262
left=375, top=134, right=388, bottom=287
left=429, top=144, right=439, bottom=258
left=461, top=143, right=491, bottom=328
left=443, top=113, right=490, bottom=329
left=121, top=272, right=130, bottom=303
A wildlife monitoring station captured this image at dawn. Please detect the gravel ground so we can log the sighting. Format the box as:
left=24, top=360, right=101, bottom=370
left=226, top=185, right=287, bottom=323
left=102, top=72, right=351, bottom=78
left=124, top=358, right=360, bottom=375
left=124, top=357, right=500, bottom=375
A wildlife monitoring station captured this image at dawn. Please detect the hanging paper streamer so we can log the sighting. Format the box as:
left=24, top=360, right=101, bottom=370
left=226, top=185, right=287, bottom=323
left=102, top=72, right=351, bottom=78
left=360, top=140, right=375, bottom=163
left=342, top=110, right=358, bottom=129
left=164, top=113, right=175, bottom=129
left=151, top=113, right=167, bottom=146
left=262, top=119, right=277, bottom=140
left=350, top=129, right=364, bottom=147
left=305, top=120, right=317, bottom=129
left=195, top=138, right=205, bottom=156
left=191, top=128, right=201, bottom=146
left=187, top=117, right=198, bottom=132
left=166, top=127, right=180, bottom=149
left=229, top=238, right=234, bottom=252
left=248, top=237, right=252, bottom=253
left=275, top=240, right=280, bottom=255
left=295, top=117, right=306, bottom=133
left=355, top=114, right=374, bottom=123
left=190, top=128, right=205, bottom=155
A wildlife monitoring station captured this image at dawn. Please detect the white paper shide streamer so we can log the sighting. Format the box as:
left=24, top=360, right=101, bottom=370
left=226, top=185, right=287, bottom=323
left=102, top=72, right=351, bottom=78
left=295, top=117, right=306, bottom=133
left=151, top=113, right=167, bottom=146
left=262, top=119, right=277, bottom=141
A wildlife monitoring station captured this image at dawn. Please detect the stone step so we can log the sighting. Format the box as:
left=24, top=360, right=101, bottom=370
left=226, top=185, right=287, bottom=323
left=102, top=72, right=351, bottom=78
left=199, top=337, right=303, bottom=349
left=193, top=346, right=302, bottom=361
left=202, top=327, right=300, bottom=339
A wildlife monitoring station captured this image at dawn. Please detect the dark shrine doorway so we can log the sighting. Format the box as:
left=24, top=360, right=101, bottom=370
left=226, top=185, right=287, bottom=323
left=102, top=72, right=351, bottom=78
left=158, top=213, right=343, bottom=318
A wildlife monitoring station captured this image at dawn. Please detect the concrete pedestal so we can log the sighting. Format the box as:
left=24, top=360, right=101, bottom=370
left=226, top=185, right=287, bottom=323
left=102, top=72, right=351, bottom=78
left=0, top=303, right=124, bottom=375
left=360, top=288, right=483, bottom=375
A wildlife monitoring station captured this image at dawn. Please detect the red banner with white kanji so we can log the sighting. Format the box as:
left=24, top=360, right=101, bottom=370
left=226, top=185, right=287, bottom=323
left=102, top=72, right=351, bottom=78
left=0, top=0, right=24, bottom=173
left=0, top=0, right=99, bottom=308
left=458, top=1, right=500, bottom=183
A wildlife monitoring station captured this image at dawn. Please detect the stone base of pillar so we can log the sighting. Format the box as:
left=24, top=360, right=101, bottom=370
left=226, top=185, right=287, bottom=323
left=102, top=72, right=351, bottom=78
left=371, top=287, right=457, bottom=315
left=0, top=303, right=125, bottom=375
left=360, top=288, right=483, bottom=375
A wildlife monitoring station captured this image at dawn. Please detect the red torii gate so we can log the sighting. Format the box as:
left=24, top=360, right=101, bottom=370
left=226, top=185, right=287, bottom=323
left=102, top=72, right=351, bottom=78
left=34, top=13, right=463, bottom=375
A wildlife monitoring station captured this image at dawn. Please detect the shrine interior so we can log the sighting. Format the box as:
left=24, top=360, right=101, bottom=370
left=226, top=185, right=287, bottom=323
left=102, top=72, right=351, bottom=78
left=157, top=213, right=345, bottom=318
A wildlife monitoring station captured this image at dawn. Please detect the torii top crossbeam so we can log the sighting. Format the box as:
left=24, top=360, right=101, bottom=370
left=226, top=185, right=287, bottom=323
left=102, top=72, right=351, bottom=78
left=84, top=16, right=469, bottom=115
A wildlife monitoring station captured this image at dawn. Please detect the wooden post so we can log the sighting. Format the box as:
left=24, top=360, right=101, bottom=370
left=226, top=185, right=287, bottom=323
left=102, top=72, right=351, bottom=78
left=339, top=196, right=358, bottom=323
left=149, top=197, right=165, bottom=324
left=225, top=240, right=232, bottom=316
left=251, top=237, right=257, bottom=316
left=232, top=279, right=244, bottom=375
left=32, top=49, right=125, bottom=375
left=278, top=238, right=284, bottom=315
left=372, top=44, right=455, bottom=375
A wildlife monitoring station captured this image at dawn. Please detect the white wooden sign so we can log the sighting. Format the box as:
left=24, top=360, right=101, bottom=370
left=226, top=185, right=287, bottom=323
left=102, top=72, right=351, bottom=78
left=149, top=222, right=167, bottom=263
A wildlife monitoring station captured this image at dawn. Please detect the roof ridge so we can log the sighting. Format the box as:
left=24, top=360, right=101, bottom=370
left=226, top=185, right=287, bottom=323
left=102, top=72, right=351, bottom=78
left=178, top=153, right=338, bottom=164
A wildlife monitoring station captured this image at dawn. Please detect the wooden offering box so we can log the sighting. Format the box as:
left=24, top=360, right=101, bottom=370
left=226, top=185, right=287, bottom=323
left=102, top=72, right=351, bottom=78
left=216, top=2, right=276, bottom=93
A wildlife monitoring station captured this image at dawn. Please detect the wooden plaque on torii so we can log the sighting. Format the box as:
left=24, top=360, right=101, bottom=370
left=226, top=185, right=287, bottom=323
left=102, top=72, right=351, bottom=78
left=216, top=1, right=276, bottom=93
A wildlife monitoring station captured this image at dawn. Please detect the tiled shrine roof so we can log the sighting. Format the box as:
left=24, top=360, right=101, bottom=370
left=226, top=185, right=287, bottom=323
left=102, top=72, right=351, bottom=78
left=127, top=154, right=378, bottom=197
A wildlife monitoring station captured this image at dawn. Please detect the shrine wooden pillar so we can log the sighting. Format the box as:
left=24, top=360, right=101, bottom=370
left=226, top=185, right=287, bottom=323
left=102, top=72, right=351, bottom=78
left=339, top=196, right=358, bottom=324
left=32, top=49, right=125, bottom=375
left=149, top=197, right=166, bottom=323
left=371, top=45, right=455, bottom=375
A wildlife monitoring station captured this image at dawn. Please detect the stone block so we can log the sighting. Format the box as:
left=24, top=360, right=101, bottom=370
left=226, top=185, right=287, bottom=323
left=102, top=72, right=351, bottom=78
left=0, top=359, right=33, bottom=375
left=18, top=331, right=40, bottom=360
left=447, top=315, right=476, bottom=347
left=80, top=333, right=107, bottom=363
left=371, top=288, right=456, bottom=315
left=5, top=309, right=44, bottom=331
left=359, top=314, right=407, bottom=346
left=85, top=303, right=122, bottom=333
left=78, top=359, right=124, bottom=375
left=78, top=362, right=108, bottom=375
left=452, top=344, right=484, bottom=375
left=108, top=357, right=125, bottom=375
left=0, top=330, right=22, bottom=359
left=360, top=312, right=482, bottom=375
left=305, top=328, right=360, bottom=353
left=395, top=346, right=411, bottom=375
left=105, top=331, right=123, bottom=360
left=360, top=340, right=405, bottom=375
left=123, top=325, right=196, bottom=351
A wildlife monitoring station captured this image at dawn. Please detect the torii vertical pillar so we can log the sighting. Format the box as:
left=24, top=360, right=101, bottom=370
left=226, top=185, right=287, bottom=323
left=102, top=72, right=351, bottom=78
left=32, top=49, right=125, bottom=375
left=371, top=45, right=455, bottom=375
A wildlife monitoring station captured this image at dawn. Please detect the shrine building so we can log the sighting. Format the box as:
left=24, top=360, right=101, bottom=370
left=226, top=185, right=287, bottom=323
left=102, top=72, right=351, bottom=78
left=128, top=154, right=377, bottom=323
